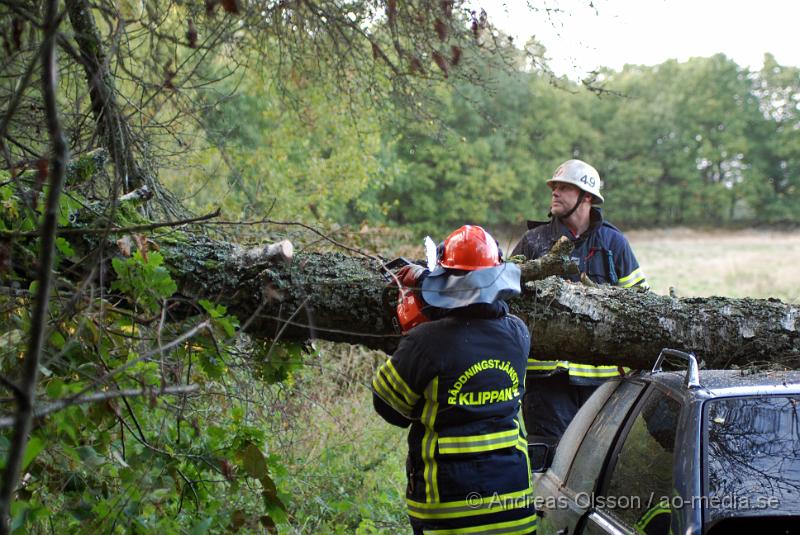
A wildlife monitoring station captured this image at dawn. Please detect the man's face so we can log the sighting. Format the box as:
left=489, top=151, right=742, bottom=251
left=549, top=181, right=584, bottom=217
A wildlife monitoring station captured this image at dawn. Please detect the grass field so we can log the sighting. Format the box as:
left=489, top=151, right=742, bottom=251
left=626, top=228, right=800, bottom=303
left=499, top=226, right=800, bottom=302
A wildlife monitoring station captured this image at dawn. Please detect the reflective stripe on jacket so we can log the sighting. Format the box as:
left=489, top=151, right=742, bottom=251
left=373, top=301, right=538, bottom=534
left=525, top=359, right=629, bottom=385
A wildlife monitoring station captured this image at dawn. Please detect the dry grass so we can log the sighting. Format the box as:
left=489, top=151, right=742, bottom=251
left=626, top=228, right=800, bottom=303
left=277, top=342, right=409, bottom=533
left=499, top=226, right=800, bottom=303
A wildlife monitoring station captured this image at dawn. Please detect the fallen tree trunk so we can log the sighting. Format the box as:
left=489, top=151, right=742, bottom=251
left=3, top=177, right=798, bottom=369
left=162, top=236, right=800, bottom=369
left=517, top=278, right=799, bottom=369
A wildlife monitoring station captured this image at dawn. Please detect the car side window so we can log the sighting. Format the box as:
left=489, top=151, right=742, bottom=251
left=549, top=379, right=619, bottom=481
left=602, top=390, right=681, bottom=535
left=564, top=381, right=644, bottom=495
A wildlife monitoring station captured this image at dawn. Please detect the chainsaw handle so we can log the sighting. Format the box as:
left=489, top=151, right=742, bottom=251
left=380, top=257, right=413, bottom=280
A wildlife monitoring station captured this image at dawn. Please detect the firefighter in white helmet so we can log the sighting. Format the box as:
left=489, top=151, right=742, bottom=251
left=511, top=159, right=648, bottom=467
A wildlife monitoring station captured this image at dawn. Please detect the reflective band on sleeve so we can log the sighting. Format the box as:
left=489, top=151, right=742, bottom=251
left=618, top=268, right=646, bottom=288
left=526, top=359, right=569, bottom=371
left=527, top=360, right=625, bottom=377
left=373, top=372, right=413, bottom=417
left=372, top=359, right=420, bottom=417
left=438, top=422, right=519, bottom=454
left=634, top=505, right=670, bottom=534
left=568, top=363, right=623, bottom=378
left=372, top=376, right=412, bottom=416
left=379, top=359, right=420, bottom=406
left=421, top=378, right=440, bottom=503
left=423, top=513, right=538, bottom=534
left=407, top=488, right=533, bottom=520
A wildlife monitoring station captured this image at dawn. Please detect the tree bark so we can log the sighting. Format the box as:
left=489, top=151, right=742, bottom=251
left=161, top=236, right=800, bottom=369
left=515, top=278, right=799, bottom=369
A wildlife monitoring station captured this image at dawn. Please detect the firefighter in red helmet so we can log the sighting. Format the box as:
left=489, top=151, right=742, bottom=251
left=373, top=225, right=538, bottom=535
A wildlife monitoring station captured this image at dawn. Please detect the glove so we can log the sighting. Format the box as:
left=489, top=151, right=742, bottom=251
left=394, top=264, right=427, bottom=288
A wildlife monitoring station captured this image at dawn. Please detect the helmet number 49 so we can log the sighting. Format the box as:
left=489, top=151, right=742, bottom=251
left=579, top=174, right=596, bottom=187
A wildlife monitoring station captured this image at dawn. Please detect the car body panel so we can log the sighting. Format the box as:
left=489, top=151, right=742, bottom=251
left=532, top=369, right=800, bottom=535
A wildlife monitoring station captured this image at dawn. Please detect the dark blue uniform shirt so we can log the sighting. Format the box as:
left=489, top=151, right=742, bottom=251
left=511, top=207, right=646, bottom=288
left=373, top=301, right=538, bottom=535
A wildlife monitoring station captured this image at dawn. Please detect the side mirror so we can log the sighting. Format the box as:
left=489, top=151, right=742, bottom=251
left=528, top=441, right=556, bottom=473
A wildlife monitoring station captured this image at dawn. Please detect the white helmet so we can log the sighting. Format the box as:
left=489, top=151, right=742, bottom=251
left=547, top=159, right=604, bottom=204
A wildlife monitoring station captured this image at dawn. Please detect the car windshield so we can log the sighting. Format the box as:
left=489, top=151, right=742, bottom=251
left=704, top=395, right=800, bottom=521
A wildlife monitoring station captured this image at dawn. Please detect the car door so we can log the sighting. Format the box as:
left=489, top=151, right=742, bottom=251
left=538, top=380, right=646, bottom=535
left=580, top=386, right=683, bottom=535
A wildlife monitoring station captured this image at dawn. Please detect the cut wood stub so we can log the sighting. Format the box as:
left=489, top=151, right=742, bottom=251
left=233, top=240, right=294, bottom=266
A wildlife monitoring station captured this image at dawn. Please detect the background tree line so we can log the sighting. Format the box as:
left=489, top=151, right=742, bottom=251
left=189, top=46, right=800, bottom=235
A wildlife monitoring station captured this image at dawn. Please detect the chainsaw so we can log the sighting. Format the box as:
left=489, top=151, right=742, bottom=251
left=381, top=237, right=437, bottom=334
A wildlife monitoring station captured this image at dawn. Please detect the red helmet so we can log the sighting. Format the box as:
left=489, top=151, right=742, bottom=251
left=439, top=225, right=501, bottom=271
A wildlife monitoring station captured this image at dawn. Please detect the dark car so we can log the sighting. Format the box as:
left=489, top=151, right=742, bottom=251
left=530, top=349, right=800, bottom=535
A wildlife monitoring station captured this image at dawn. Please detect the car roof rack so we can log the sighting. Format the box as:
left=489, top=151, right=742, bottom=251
left=651, top=348, right=701, bottom=389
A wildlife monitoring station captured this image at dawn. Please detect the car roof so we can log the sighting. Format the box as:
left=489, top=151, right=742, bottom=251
left=642, top=369, right=800, bottom=401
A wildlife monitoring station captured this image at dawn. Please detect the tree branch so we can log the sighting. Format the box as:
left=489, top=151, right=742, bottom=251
left=0, top=385, right=200, bottom=429
left=0, top=41, right=40, bottom=168
left=0, top=207, right=221, bottom=238
left=65, top=0, right=144, bottom=192
left=0, top=1, right=67, bottom=531
left=0, top=376, right=22, bottom=400
left=211, top=217, right=383, bottom=262
left=67, top=320, right=211, bottom=402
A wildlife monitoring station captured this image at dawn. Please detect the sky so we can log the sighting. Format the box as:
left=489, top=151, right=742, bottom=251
left=488, top=0, right=800, bottom=79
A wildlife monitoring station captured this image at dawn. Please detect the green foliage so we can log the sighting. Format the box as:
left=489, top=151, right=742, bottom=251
left=153, top=38, right=800, bottom=236
left=7, top=4, right=800, bottom=531
left=746, top=54, right=800, bottom=222
left=379, top=61, right=596, bottom=234
left=161, top=51, right=396, bottom=225
left=111, top=251, right=178, bottom=313
left=1, top=239, right=298, bottom=534
left=371, top=52, right=800, bottom=233
left=251, top=341, right=307, bottom=385
left=199, top=299, right=239, bottom=339
left=591, top=55, right=762, bottom=226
